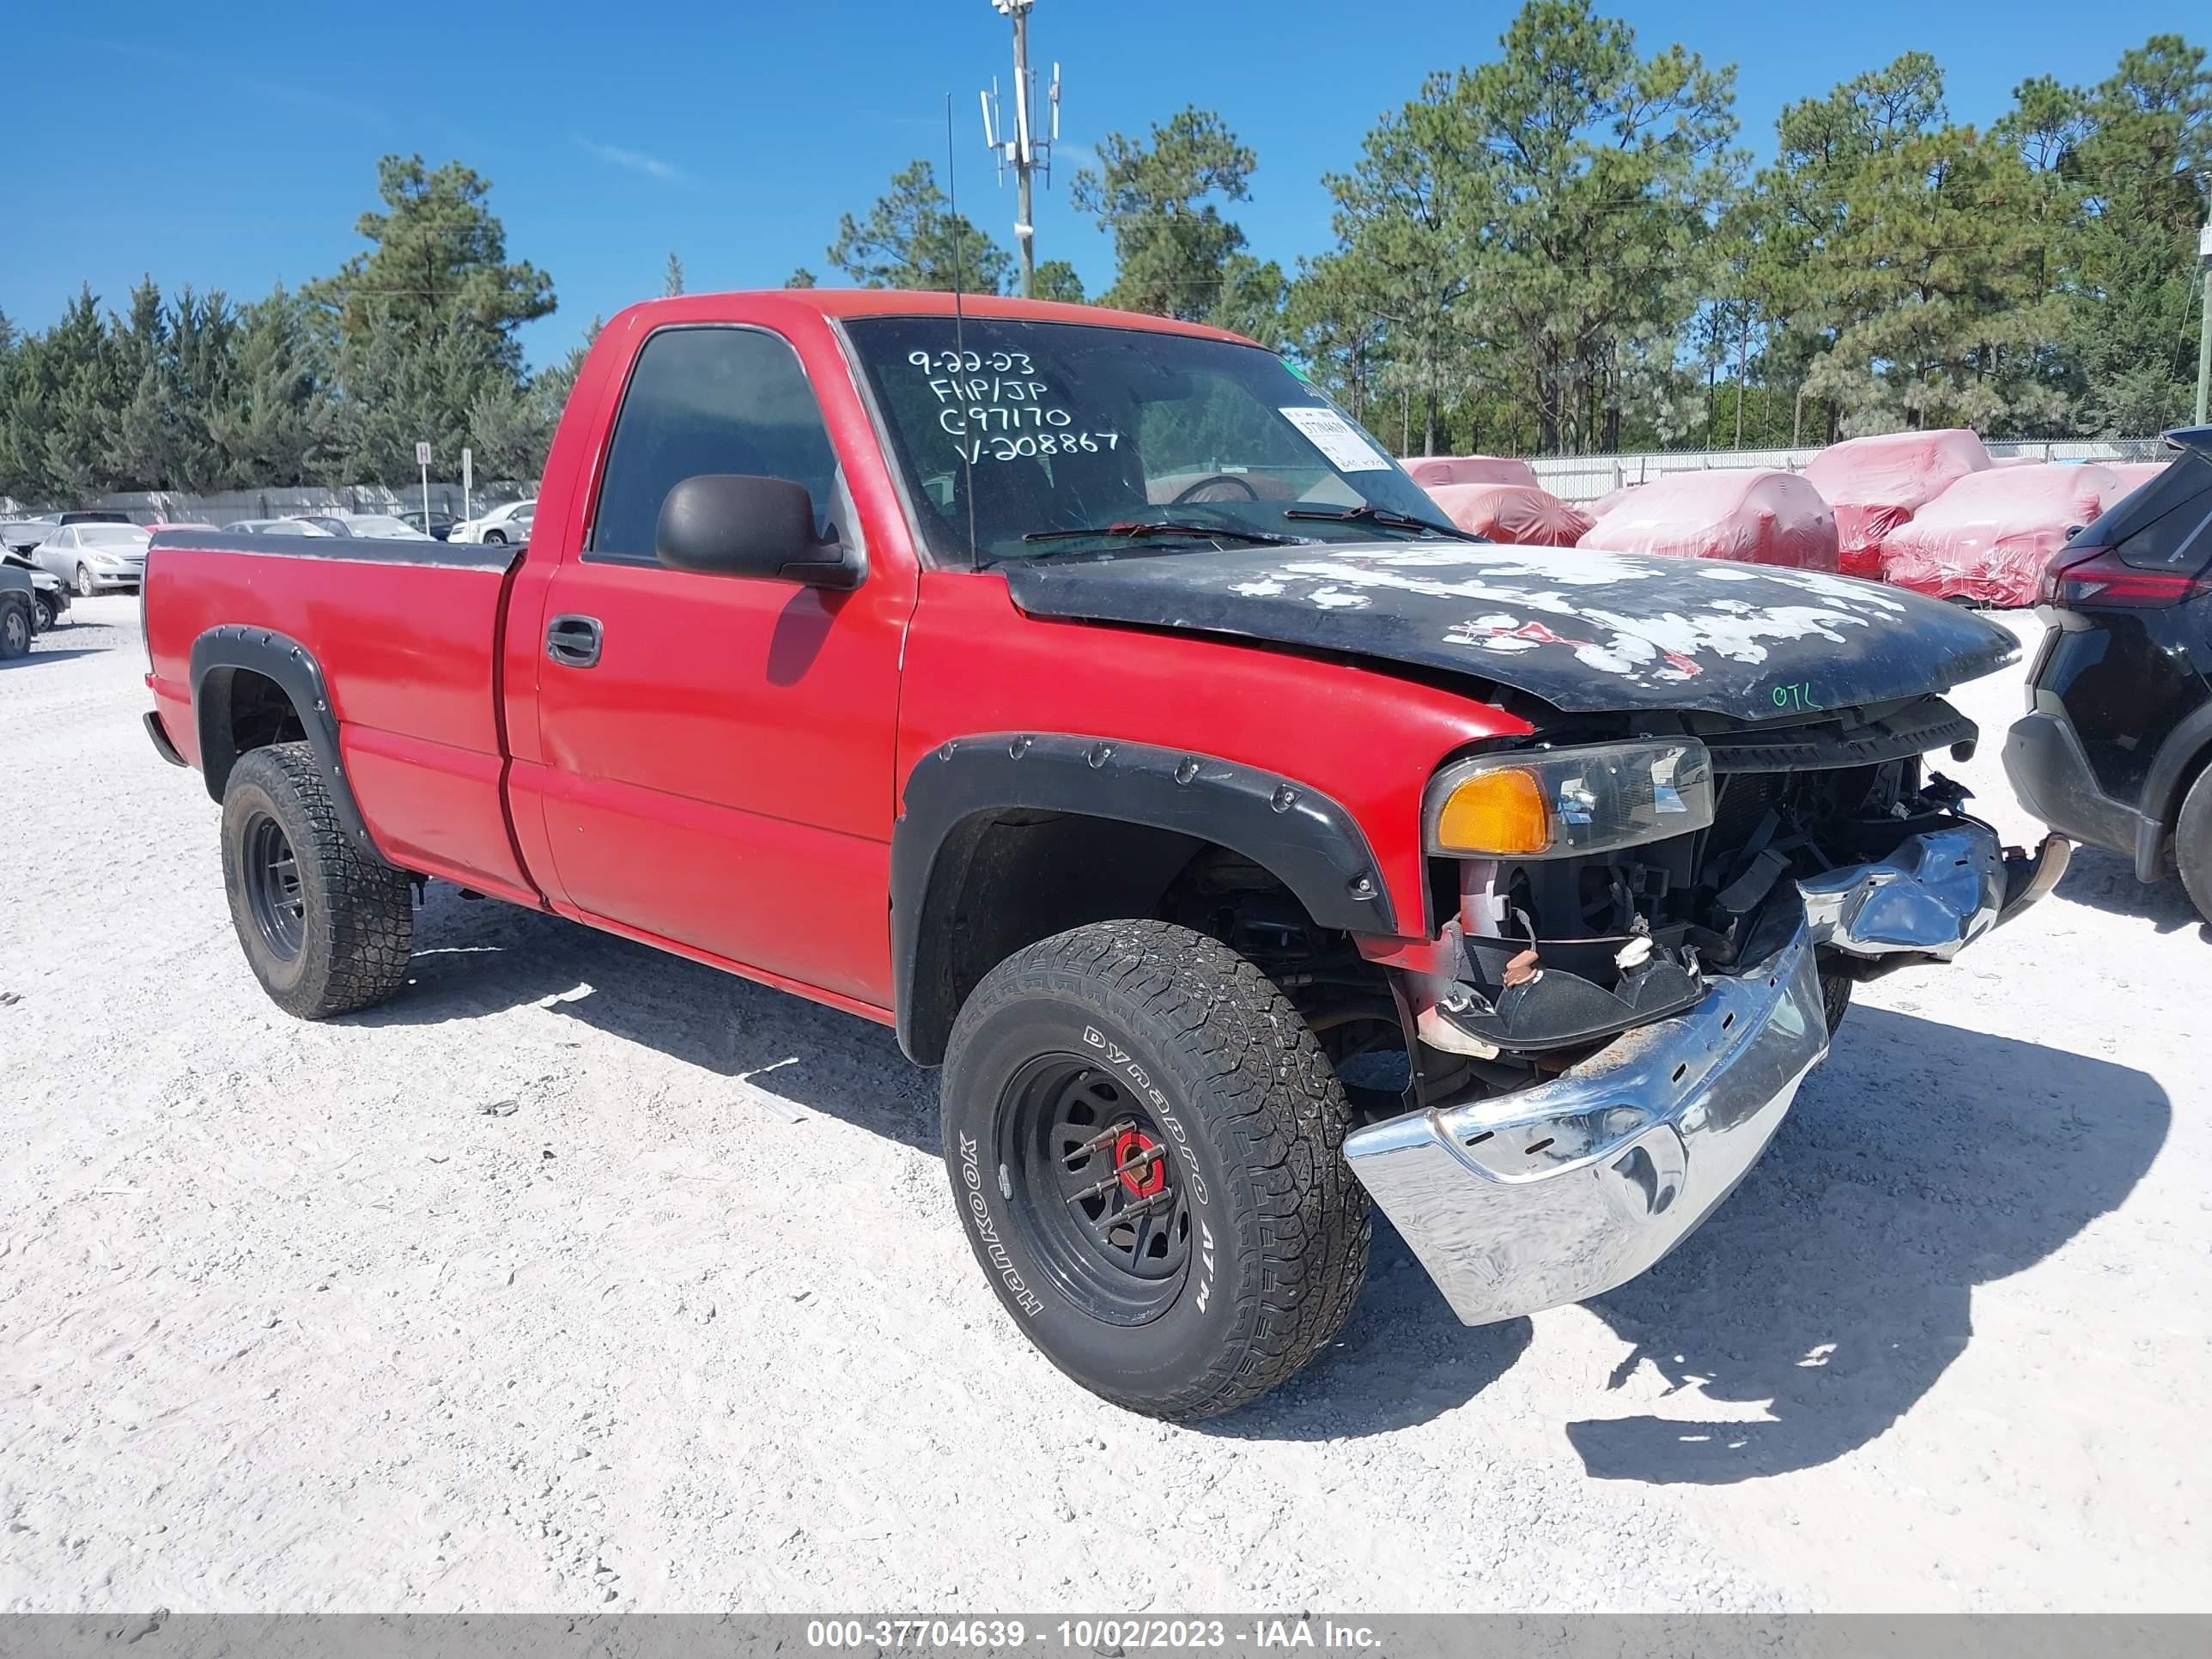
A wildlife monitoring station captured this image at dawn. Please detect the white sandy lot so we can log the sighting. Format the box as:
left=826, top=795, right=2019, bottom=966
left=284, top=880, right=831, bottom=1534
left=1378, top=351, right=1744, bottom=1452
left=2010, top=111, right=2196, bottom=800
left=1, top=595, right=2205, bottom=1613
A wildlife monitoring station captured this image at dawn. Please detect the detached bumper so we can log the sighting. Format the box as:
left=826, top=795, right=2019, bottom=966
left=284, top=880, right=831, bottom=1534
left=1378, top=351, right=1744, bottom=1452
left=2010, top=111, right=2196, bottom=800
left=1348, top=817, right=2049, bottom=1328
left=1347, top=920, right=1826, bottom=1327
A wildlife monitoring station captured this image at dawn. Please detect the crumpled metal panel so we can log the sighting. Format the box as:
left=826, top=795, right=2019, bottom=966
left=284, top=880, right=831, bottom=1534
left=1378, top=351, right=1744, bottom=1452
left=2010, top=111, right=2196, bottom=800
left=1798, top=823, right=2004, bottom=959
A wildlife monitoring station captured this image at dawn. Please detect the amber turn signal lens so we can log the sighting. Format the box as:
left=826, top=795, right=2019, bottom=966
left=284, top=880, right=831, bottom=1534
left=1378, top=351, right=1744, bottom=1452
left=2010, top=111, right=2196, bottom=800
left=1433, top=767, right=1551, bottom=856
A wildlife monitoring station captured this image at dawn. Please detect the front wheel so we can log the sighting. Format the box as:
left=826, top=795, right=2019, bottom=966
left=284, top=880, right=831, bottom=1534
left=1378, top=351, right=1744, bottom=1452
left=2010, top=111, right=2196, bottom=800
left=940, top=920, right=1370, bottom=1419
left=31, top=592, right=57, bottom=632
left=75, top=563, right=97, bottom=599
left=483, top=529, right=507, bottom=544
left=220, top=742, right=415, bottom=1018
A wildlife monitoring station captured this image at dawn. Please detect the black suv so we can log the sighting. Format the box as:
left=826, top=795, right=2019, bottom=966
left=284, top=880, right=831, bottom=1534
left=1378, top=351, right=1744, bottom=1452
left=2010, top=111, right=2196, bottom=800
left=2004, top=428, right=2212, bottom=919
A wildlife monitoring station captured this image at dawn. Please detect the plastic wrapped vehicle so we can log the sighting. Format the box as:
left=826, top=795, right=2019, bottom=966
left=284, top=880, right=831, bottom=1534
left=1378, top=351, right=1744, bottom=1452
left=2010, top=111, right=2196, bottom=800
left=1401, top=455, right=1540, bottom=489
left=1801, top=429, right=1992, bottom=580
left=2100, top=462, right=2171, bottom=507
left=1575, top=467, right=1841, bottom=572
left=1423, top=482, right=1594, bottom=546
left=1583, top=483, right=1642, bottom=521
left=1879, top=463, right=2120, bottom=607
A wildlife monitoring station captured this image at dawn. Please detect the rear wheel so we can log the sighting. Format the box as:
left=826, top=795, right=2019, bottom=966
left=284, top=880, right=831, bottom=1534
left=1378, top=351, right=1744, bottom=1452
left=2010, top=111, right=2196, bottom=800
left=2175, top=767, right=2212, bottom=926
left=220, top=742, right=414, bottom=1018
left=940, top=920, right=1370, bottom=1419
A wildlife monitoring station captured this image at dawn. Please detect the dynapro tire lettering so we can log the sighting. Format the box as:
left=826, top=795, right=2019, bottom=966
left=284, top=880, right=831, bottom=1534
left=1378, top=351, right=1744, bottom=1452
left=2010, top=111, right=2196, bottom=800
left=958, top=1133, right=1043, bottom=1317
left=1081, top=1024, right=1218, bottom=1319
left=1081, top=1024, right=1211, bottom=1205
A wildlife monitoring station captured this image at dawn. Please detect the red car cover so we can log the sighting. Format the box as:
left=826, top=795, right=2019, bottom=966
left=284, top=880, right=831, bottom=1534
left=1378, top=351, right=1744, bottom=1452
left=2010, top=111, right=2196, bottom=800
left=1878, top=464, right=2119, bottom=607
left=1575, top=468, right=1841, bottom=572
left=1401, top=454, right=1540, bottom=489
left=1800, top=428, right=1992, bottom=580
left=1583, top=483, right=1643, bottom=521
left=2100, top=461, right=2171, bottom=507
left=1424, top=482, right=1595, bottom=546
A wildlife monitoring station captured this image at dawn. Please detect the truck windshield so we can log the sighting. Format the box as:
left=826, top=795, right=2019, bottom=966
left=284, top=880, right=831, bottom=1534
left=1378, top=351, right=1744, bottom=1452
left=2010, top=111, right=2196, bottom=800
left=843, top=315, right=1453, bottom=567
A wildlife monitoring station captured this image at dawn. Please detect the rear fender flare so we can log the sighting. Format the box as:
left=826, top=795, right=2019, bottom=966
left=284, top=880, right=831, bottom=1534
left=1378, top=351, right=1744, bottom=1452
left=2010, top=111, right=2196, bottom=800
left=890, top=733, right=1396, bottom=1063
left=189, top=625, right=389, bottom=866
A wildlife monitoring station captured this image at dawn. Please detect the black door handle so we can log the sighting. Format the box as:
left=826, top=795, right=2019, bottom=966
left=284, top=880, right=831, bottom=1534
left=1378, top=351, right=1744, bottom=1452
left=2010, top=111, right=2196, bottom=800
left=546, top=614, right=603, bottom=668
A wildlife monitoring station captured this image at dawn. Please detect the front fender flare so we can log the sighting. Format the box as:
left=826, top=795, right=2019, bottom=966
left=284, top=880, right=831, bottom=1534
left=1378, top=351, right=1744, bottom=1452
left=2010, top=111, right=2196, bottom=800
left=189, top=625, right=389, bottom=866
left=890, top=733, right=1396, bottom=1063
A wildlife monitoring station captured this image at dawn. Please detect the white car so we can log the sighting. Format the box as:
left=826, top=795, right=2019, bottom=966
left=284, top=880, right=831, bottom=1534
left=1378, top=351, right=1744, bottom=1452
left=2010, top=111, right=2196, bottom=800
left=449, top=499, right=536, bottom=544
left=289, top=514, right=434, bottom=540
left=37, top=522, right=152, bottom=595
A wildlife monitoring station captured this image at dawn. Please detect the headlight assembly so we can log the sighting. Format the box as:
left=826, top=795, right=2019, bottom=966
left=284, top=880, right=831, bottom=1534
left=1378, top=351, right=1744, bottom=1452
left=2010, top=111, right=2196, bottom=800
left=1425, top=739, right=1714, bottom=860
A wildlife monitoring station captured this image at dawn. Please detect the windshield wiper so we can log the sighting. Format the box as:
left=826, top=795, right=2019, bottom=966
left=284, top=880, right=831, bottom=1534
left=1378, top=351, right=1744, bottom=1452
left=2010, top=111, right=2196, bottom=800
left=1020, top=520, right=1306, bottom=548
left=1282, top=503, right=1484, bottom=541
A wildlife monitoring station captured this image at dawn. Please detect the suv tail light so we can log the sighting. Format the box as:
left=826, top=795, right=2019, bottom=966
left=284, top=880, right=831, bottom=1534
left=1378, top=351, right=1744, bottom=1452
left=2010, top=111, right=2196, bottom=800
left=2038, top=544, right=2211, bottom=608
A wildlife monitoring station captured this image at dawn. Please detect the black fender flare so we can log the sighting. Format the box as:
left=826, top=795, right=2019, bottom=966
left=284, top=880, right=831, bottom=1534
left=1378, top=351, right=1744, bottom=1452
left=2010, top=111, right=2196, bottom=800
left=890, top=732, right=1396, bottom=1063
left=189, top=625, right=389, bottom=865
left=2139, top=702, right=2212, bottom=880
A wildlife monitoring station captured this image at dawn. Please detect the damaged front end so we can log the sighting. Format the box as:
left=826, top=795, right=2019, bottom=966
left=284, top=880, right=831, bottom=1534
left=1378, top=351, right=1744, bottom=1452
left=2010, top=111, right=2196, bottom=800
left=1345, top=697, right=2067, bottom=1328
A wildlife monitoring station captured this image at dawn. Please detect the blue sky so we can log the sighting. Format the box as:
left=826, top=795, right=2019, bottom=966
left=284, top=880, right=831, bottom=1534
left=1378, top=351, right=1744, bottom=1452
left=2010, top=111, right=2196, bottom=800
left=6, top=0, right=2181, bottom=368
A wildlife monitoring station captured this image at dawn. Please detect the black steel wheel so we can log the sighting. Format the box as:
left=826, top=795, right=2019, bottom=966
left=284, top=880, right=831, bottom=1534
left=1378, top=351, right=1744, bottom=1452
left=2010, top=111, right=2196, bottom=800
left=220, top=742, right=414, bottom=1018
left=241, top=811, right=307, bottom=960
left=999, top=1054, right=1192, bottom=1326
left=940, top=920, right=1370, bottom=1419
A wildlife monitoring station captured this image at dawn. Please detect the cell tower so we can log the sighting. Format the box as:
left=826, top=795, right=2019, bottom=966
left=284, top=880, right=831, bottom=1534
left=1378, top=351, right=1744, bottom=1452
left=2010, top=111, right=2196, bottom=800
left=980, top=0, right=1060, bottom=299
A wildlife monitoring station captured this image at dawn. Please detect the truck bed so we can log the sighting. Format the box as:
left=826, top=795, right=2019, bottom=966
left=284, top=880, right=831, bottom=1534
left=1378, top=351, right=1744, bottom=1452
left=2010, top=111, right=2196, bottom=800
left=143, top=530, right=538, bottom=903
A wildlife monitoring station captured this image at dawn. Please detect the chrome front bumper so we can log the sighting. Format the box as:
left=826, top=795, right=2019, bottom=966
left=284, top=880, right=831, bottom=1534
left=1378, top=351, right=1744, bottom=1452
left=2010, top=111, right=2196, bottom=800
left=1348, top=918, right=1826, bottom=1327
left=1347, top=817, right=2044, bottom=1328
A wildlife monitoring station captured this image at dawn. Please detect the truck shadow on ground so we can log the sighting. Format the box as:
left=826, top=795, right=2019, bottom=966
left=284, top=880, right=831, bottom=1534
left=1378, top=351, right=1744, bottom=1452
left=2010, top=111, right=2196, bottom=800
left=349, top=885, right=938, bottom=1152
left=2049, top=846, right=2206, bottom=935
left=1562, top=1005, right=2166, bottom=1484
left=354, top=890, right=2167, bottom=1465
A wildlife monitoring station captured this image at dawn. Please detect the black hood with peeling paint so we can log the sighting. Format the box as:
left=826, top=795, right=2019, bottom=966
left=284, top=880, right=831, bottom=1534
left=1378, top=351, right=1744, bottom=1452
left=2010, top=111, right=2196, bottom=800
left=1001, top=542, right=2021, bottom=720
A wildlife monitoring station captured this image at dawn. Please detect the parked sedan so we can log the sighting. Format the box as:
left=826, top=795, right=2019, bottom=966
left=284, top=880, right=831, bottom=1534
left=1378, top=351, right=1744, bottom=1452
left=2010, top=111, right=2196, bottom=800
left=448, top=498, right=535, bottom=544
left=1, top=550, right=68, bottom=631
left=221, top=520, right=337, bottom=537
left=36, top=522, right=152, bottom=595
left=395, top=508, right=459, bottom=540
left=2004, top=427, right=2212, bottom=920
left=289, top=513, right=433, bottom=540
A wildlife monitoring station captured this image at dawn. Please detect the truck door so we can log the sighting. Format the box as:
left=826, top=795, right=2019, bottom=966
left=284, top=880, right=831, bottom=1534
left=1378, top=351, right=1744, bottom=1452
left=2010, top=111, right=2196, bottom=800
left=529, top=323, right=914, bottom=1009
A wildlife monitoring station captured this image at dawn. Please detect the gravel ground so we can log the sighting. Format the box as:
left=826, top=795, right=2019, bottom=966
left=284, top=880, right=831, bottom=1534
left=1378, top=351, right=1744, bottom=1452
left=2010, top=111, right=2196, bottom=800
left=2, top=595, right=2206, bottom=1613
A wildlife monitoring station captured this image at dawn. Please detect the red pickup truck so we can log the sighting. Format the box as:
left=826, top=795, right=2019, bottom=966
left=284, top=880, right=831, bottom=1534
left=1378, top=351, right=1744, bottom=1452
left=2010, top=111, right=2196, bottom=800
left=143, top=289, right=2065, bottom=1418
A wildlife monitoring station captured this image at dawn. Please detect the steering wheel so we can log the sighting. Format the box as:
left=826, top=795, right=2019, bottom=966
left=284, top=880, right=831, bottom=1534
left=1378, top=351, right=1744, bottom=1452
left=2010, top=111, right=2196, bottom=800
left=1170, top=474, right=1261, bottom=505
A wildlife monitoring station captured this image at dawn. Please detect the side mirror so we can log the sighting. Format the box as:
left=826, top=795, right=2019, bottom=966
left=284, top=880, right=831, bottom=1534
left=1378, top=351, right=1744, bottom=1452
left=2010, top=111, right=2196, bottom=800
left=655, top=474, right=861, bottom=589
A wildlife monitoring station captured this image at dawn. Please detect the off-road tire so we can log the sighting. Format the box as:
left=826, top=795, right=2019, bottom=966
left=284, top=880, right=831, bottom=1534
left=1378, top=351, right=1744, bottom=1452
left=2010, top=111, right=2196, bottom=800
left=940, top=919, right=1370, bottom=1420
left=2174, top=766, right=2212, bottom=927
left=220, top=742, right=413, bottom=1018
left=0, top=596, right=29, bottom=659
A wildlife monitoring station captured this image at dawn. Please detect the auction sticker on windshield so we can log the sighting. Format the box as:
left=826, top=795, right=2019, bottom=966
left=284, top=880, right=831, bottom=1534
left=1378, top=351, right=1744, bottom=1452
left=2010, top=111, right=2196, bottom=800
left=1279, top=406, right=1391, bottom=472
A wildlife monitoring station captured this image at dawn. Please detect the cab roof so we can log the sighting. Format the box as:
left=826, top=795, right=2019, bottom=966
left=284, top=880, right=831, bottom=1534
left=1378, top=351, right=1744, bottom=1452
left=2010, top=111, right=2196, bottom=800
left=616, top=288, right=1261, bottom=348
